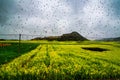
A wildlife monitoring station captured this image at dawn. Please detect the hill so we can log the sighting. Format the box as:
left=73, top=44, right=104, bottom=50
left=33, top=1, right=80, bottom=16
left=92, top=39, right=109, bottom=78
left=32, top=32, right=88, bottom=41
left=99, top=37, right=120, bottom=41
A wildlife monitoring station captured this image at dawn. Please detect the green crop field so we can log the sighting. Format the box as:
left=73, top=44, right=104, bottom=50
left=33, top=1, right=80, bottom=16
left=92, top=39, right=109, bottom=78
left=0, top=41, right=120, bottom=80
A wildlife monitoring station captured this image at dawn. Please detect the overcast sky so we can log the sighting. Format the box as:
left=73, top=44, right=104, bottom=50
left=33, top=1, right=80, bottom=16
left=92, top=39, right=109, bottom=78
left=0, top=0, right=120, bottom=39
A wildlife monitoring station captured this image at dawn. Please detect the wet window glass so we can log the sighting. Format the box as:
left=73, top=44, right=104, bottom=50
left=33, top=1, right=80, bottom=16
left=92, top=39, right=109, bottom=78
left=0, top=0, right=120, bottom=79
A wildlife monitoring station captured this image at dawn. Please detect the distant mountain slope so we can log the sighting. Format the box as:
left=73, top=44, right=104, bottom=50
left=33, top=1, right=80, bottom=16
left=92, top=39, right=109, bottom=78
left=59, top=32, right=87, bottom=41
left=99, top=37, right=120, bottom=41
left=32, top=31, right=88, bottom=41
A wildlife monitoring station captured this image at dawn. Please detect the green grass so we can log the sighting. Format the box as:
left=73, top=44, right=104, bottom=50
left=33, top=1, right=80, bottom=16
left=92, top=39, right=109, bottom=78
left=0, top=41, right=120, bottom=80
left=0, top=42, right=39, bottom=65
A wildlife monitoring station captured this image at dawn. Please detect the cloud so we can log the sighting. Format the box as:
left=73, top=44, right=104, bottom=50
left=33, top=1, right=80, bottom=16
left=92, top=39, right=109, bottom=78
left=0, top=0, right=16, bottom=24
left=104, top=0, right=120, bottom=17
left=71, top=0, right=120, bottom=39
left=0, top=0, right=73, bottom=35
left=0, top=0, right=120, bottom=40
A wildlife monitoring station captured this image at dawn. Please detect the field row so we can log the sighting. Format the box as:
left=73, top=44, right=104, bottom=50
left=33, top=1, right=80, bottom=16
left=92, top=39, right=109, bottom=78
left=0, top=44, right=120, bottom=79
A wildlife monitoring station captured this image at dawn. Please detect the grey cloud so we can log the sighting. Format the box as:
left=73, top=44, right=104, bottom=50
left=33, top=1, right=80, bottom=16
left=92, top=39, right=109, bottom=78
left=0, top=0, right=120, bottom=40
left=66, top=0, right=88, bottom=13
left=109, top=0, right=120, bottom=17
left=0, top=0, right=16, bottom=24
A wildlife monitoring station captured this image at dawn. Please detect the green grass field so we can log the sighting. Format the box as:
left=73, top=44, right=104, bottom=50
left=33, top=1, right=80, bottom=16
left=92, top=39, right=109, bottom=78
left=0, top=41, right=120, bottom=80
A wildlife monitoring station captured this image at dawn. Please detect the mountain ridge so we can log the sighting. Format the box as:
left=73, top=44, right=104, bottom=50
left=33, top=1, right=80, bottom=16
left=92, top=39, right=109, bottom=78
left=99, top=37, right=120, bottom=41
left=32, top=31, right=88, bottom=41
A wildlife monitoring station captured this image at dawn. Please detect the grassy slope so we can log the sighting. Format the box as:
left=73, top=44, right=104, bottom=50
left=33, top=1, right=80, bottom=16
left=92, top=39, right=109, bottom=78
left=0, top=41, right=120, bottom=79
